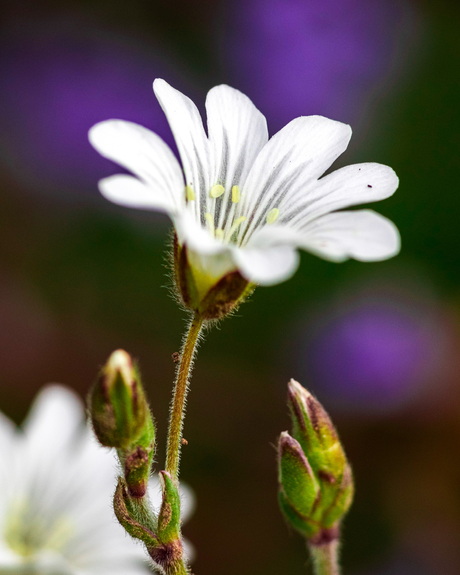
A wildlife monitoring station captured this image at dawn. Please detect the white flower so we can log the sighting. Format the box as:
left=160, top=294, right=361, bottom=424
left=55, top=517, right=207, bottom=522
left=89, top=79, right=399, bottom=290
left=0, top=386, right=195, bottom=575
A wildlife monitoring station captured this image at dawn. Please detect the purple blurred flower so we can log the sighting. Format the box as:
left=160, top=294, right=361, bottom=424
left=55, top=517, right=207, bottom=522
left=294, top=282, right=449, bottom=414
left=220, top=0, right=417, bottom=131
left=0, top=17, right=195, bottom=198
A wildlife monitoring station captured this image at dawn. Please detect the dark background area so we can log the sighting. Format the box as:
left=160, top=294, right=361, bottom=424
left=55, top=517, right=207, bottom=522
left=1, top=1, right=460, bottom=574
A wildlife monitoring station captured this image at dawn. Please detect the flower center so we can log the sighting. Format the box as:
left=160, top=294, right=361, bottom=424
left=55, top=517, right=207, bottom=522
left=4, top=498, right=74, bottom=560
left=185, top=184, right=281, bottom=245
left=204, top=212, right=247, bottom=243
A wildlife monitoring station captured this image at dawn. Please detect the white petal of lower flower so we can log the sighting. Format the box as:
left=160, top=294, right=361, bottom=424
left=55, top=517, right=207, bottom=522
left=23, top=385, right=83, bottom=452
left=0, top=411, right=15, bottom=472
left=237, top=115, right=352, bottom=243
left=89, top=119, right=185, bottom=213
left=0, top=540, right=19, bottom=565
left=299, top=209, right=401, bottom=262
left=154, top=79, right=211, bottom=221
left=99, top=175, right=176, bottom=213
left=0, top=414, right=16, bottom=525
left=233, top=244, right=300, bottom=285
left=177, top=482, right=196, bottom=524
left=0, top=386, right=195, bottom=574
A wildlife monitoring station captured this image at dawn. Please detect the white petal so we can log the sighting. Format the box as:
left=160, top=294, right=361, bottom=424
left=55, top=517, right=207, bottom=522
left=174, top=210, right=224, bottom=255
left=205, top=85, right=268, bottom=230
left=0, top=410, right=15, bottom=452
left=179, top=482, right=196, bottom=524
left=237, top=116, right=351, bottom=243
left=233, top=244, right=300, bottom=285
left=280, top=163, right=399, bottom=226
left=0, top=412, right=17, bottom=521
left=147, top=475, right=163, bottom=512
left=99, top=175, right=176, bottom=213
left=146, top=477, right=195, bottom=523
left=89, top=119, right=185, bottom=212
left=182, top=537, right=195, bottom=563
left=23, top=385, right=84, bottom=450
left=154, top=79, right=211, bottom=221
left=300, top=209, right=401, bottom=262
left=0, top=542, right=22, bottom=565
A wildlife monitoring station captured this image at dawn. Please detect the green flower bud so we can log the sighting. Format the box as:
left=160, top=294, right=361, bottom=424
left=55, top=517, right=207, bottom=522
left=278, top=380, right=354, bottom=541
left=278, top=432, right=320, bottom=516
left=287, top=379, right=346, bottom=482
left=173, top=237, right=255, bottom=320
left=321, top=463, right=354, bottom=529
left=89, top=349, right=154, bottom=451
left=278, top=432, right=321, bottom=538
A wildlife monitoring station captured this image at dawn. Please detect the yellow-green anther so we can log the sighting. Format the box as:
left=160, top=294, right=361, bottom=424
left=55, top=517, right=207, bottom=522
left=266, top=208, right=280, bottom=224
left=185, top=185, right=195, bottom=201
left=215, top=228, right=225, bottom=239
left=231, top=185, right=240, bottom=203
left=210, top=184, right=225, bottom=198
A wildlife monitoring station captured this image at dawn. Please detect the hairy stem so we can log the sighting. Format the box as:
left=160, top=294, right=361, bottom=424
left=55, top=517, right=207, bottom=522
left=308, top=539, right=341, bottom=575
left=165, top=560, right=189, bottom=575
left=165, top=313, right=204, bottom=480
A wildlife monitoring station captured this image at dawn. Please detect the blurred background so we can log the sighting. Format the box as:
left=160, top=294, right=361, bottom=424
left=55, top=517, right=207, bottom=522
left=1, top=0, right=460, bottom=574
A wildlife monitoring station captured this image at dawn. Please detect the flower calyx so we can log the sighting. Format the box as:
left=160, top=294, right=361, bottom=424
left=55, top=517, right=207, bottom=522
left=173, top=237, right=255, bottom=320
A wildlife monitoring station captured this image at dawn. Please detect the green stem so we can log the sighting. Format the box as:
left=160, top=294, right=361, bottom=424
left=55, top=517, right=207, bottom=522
left=308, top=539, right=341, bottom=575
left=165, top=312, right=204, bottom=480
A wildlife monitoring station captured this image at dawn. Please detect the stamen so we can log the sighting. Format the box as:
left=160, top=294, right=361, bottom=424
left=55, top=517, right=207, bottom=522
left=231, top=185, right=240, bottom=203
left=266, top=208, right=280, bottom=224
left=185, top=185, right=195, bottom=201
left=205, top=212, right=215, bottom=235
left=215, top=229, right=225, bottom=239
left=210, top=184, right=225, bottom=198
left=228, top=216, right=247, bottom=238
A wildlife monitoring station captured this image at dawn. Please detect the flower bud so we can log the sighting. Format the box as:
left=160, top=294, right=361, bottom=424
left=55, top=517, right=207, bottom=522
left=89, top=349, right=154, bottom=450
left=277, top=432, right=320, bottom=538
left=287, top=379, right=346, bottom=483
left=278, top=380, right=354, bottom=541
left=173, top=238, right=255, bottom=320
